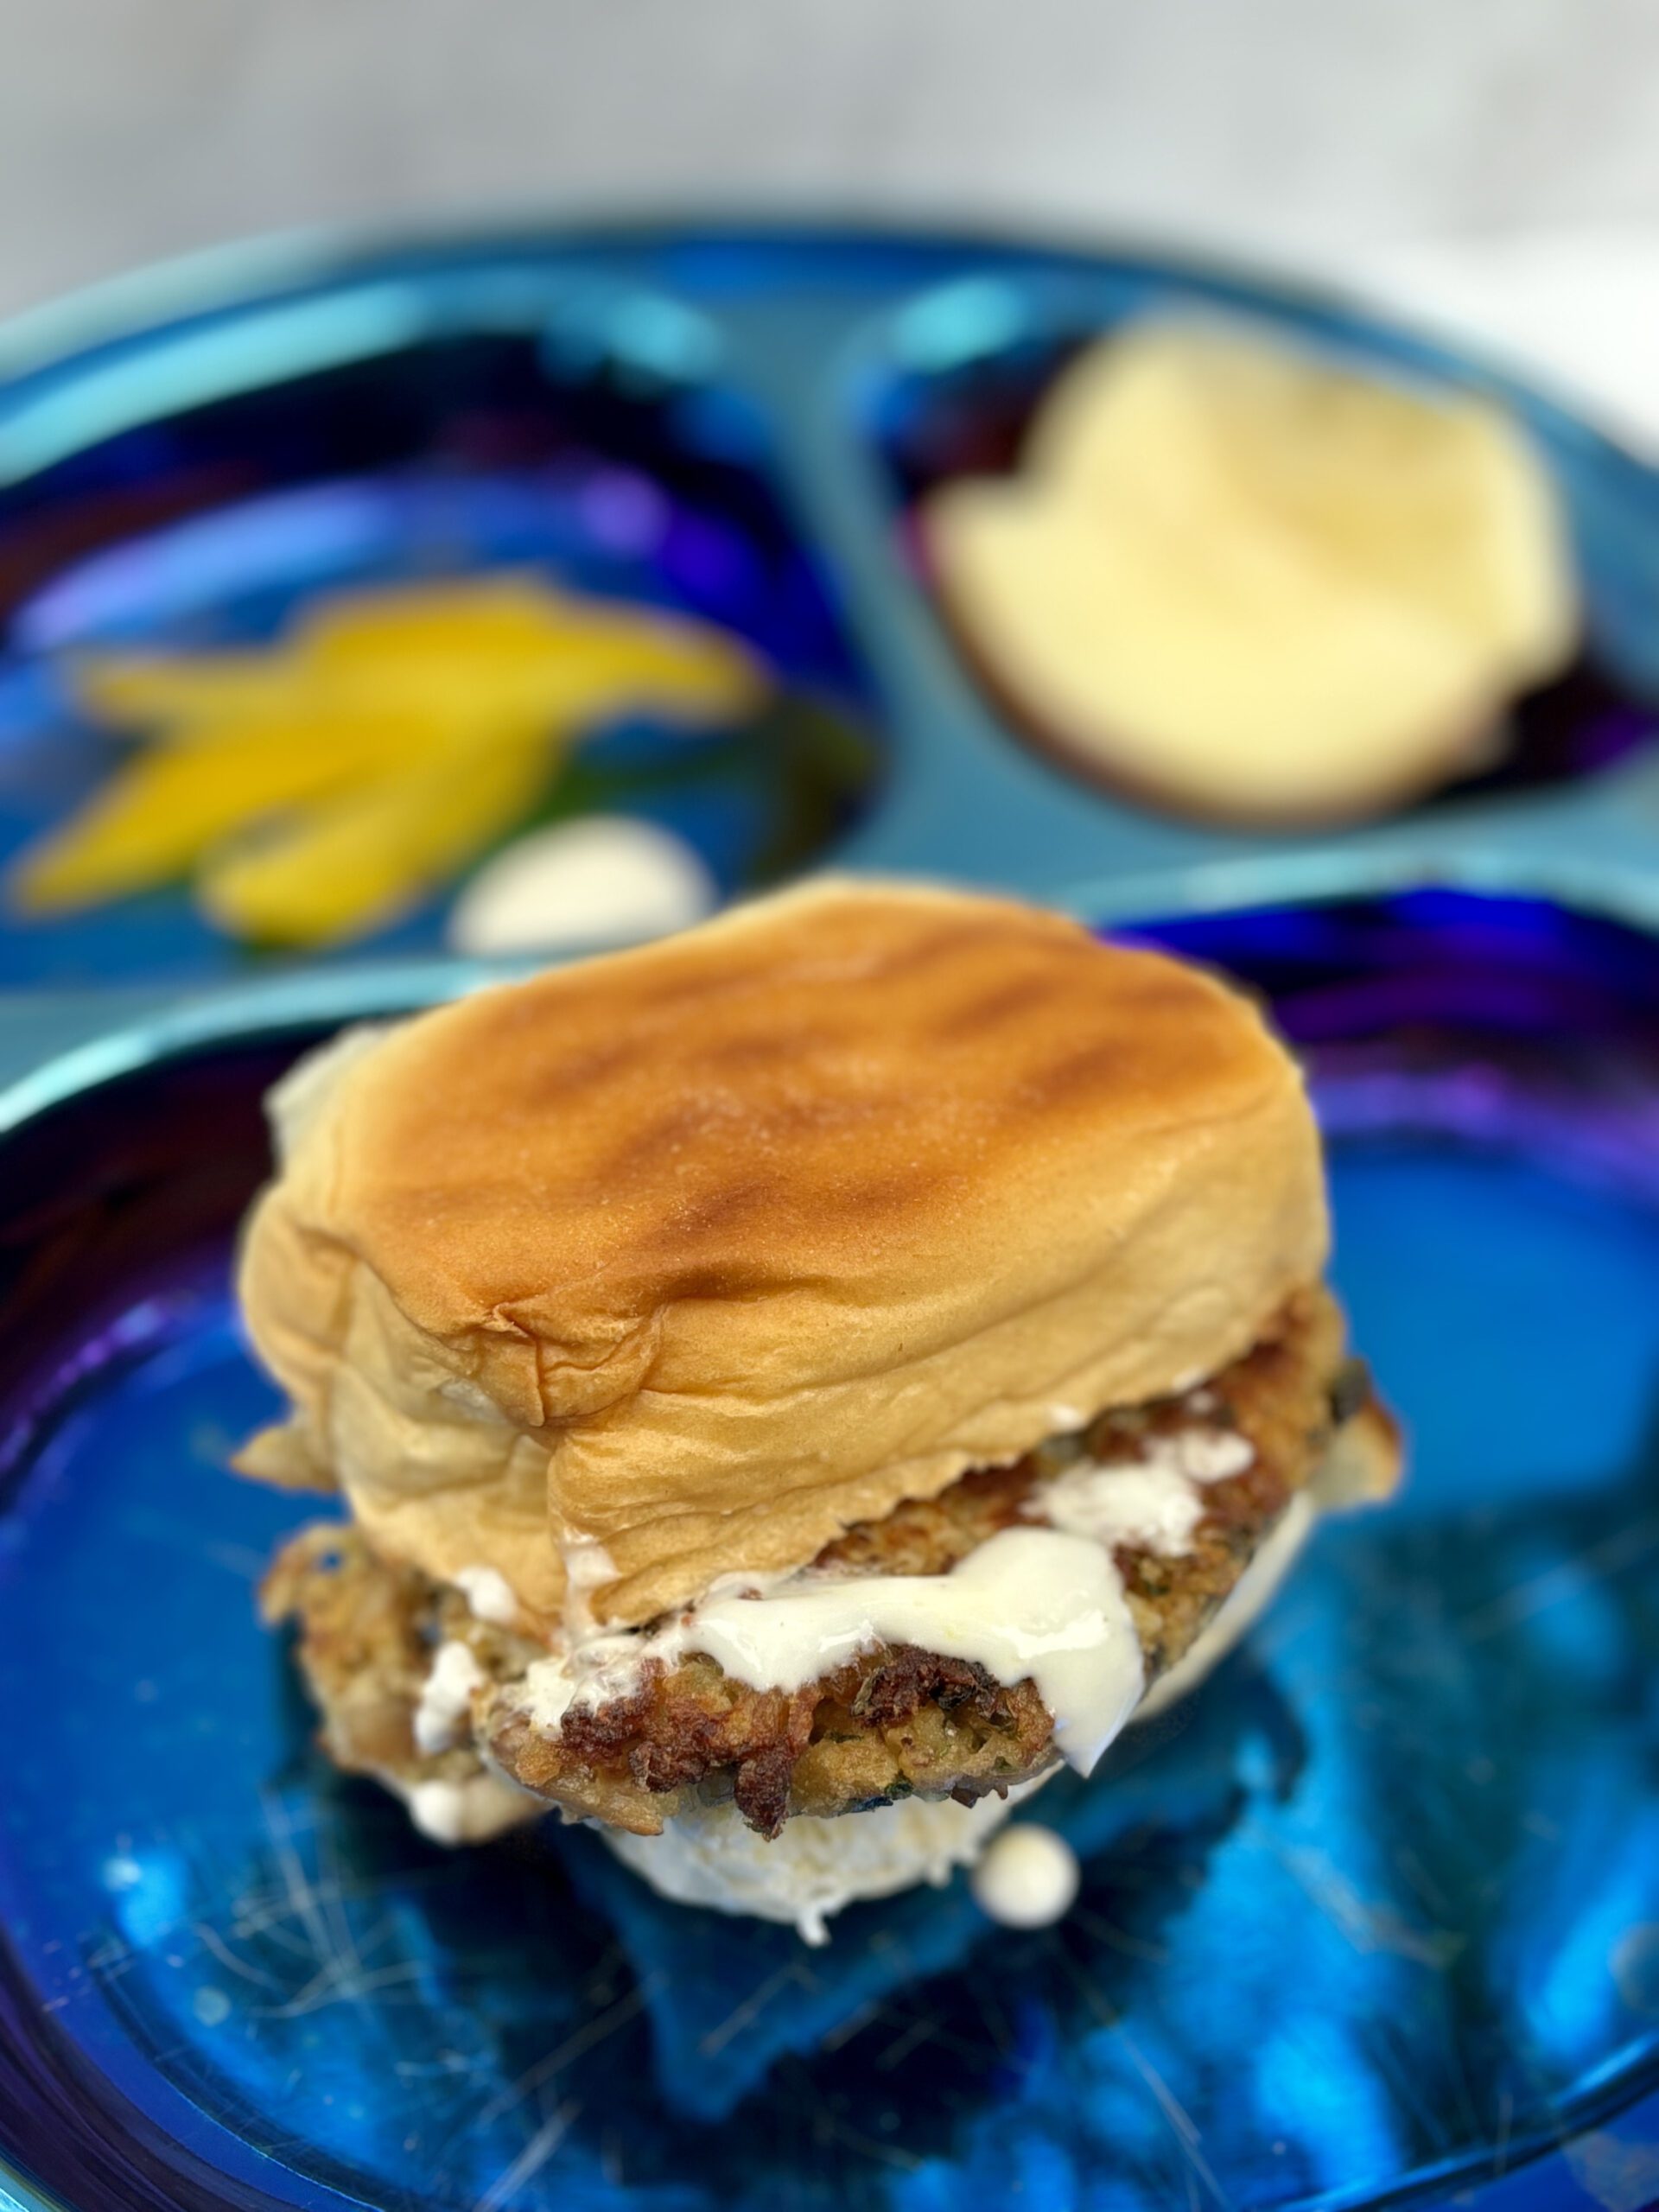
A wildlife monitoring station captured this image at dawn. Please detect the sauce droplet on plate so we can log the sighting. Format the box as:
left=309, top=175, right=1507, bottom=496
left=970, top=1822, right=1081, bottom=1929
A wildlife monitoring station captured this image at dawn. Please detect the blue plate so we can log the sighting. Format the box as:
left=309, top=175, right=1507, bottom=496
left=3, top=872, right=1658, bottom=2212
left=3, top=221, right=1659, bottom=989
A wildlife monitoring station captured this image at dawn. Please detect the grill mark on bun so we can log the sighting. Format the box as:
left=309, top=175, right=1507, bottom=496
left=697, top=1029, right=816, bottom=1073
left=1016, top=1036, right=1129, bottom=1109
left=843, top=1167, right=952, bottom=1217
left=664, top=1177, right=781, bottom=1241
left=601, top=1100, right=721, bottom=1179
left=855, top=915, right=1018, bottom=982
left=929, top=969, right=1071, bottom=1039
left=522, top=1036, right=645, bottom=1098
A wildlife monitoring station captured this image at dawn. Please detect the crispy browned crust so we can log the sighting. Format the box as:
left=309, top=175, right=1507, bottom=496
left=258, top=1525, right=548, bottom=1804
left=266, top=1284, right=1370, bottom=1840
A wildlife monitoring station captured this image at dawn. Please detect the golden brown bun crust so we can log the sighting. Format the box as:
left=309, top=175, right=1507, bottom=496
left=236, top=879, right=1328, bottom=1627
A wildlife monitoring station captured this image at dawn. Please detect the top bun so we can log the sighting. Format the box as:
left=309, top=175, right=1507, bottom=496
left=236, top=880, right=1327, bottom=1630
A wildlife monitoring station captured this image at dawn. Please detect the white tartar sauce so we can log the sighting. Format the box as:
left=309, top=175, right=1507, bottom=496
left=521, top=1525, right=1146, bottom=1778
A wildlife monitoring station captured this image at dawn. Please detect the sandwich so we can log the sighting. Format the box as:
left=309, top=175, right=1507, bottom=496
left=238, top=879, right=1398, bottom=1940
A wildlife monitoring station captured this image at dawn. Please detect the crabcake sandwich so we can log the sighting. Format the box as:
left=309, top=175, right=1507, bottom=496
left=238, top=880, right=1398, bottom=1939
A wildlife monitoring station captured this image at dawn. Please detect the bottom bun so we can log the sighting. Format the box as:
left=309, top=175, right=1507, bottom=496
left=602, top=1777, right=1054, bottom=1946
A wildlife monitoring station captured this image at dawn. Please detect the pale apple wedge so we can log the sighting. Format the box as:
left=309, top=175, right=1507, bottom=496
left=924, top=319, right=1580, bottom=825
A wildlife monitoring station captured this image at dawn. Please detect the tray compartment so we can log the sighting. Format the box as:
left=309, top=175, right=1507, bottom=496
left=0, top=276, right=885, bottom=984
left=858, top=265, right=1659, bottom=819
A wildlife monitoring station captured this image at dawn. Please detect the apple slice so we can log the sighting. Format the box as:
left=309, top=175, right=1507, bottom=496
left=923, top=319, right=1579, bottom=825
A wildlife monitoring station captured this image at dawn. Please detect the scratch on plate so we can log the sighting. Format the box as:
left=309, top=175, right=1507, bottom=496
left=817, top=1997, right=888, bottom=2055
left=473, top=2101, right=579, bottom=2212
left=474, top=1980, right=656, bottom=2127
left=1116, top=2025, right=1229, bottom=2208
left=1071, top=1904, right=1171, bottom=1964
left=191, top=1920, right=285, bottom=1993
left=1048, top=1946, right=1230, bottom=2206
left=1459, top=1516, right=1659, bottom=1645
left=697, top=1958, right=817, bottom=2060
left=1492, top=2084, right=1513, bottom=2177
left=874, top=2013, right=940, bottom=2072
left=1262, top=1834, right=1465, bottom=1968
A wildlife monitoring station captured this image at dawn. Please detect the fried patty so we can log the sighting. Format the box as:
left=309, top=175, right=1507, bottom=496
left=265, top=1285, right=1380, bottom=1840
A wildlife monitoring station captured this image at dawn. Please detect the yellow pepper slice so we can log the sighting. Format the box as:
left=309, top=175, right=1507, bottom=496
left=74, top=578, right=766, bottom=739
left=14, top=574, right=772, bottom=944
left=197, top=730, right=560, bottom=946
left=11, top=715, right=441, bottom=912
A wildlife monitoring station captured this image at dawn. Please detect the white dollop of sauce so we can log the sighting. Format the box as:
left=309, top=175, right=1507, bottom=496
left=1033, top=1427, right=1255, bottom=1558
left=447, top=815, right=717, bottom=957
left=412, top=1639, right=486, bottom=1755
left=524, top=1528, right=1145, bottom=1778
left=1039, top=1460, right=1206, bottom=1555
left=406, top=1771, right=537, bottom=1847
left=453, top=1563, right=518, bottom=1626
left=1166, top=1427, right=1256, bottom=1484
left=518, top=1655, right=581, bottom=1734
left=970, top=1822, right=1081, bottom=1929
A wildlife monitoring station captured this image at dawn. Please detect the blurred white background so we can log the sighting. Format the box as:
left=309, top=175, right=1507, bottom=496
left=4, top=0, right=1659, bottom=435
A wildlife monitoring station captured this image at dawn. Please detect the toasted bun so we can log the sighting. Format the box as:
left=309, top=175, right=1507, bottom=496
left=236, top=880, right=1327, bottom=1629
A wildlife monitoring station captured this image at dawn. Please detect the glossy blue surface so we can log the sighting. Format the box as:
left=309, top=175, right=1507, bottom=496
left=2, top=887, right=1657, bottom=2212
left=3, top=223, right=1659, bottom=988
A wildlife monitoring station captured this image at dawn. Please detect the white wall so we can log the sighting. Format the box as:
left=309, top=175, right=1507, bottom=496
left=3, top=0, right=1658, bottom=321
